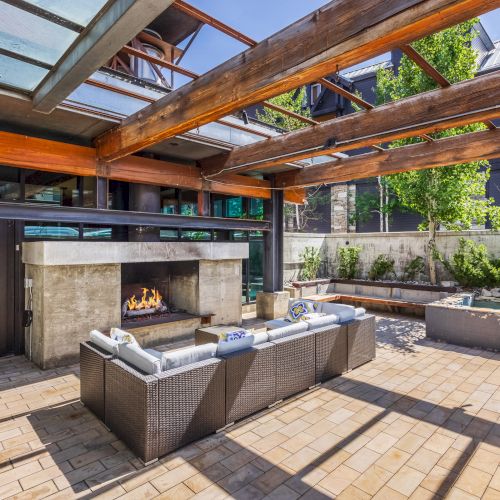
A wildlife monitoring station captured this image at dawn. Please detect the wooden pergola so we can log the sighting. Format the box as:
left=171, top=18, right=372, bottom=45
left=0, top=0, right=499, bottom=296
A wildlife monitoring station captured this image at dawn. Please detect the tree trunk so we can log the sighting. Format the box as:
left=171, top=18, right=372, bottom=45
left=384, top=187, right=389, bottom=233
left=295, top=204, right=300, bottom=231
left=427, top=218, right=437, bottom=285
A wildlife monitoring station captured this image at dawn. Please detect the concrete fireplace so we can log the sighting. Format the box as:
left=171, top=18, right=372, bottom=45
left=22, top=241, right=248, bottom=368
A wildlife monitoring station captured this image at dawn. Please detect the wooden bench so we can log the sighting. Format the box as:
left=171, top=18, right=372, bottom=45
left=305, top=293, right=426, bottom=313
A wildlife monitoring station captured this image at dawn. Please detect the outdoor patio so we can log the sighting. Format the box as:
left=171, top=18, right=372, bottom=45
left=0, top=313, right=499, bottom=499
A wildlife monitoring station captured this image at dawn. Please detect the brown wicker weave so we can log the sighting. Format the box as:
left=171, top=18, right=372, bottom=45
left=347, top=315, right=376, bottom=371
left=223, top=343, right=276, bottom=424
left=271, top=331, right=315, bottom=401
left=105, top=359, right=159, bottom=464
left=80, top=342, right=113, bottom=422
left=314, top=324, right=347, bottom=383
left=156, top=358, right=225, bottom=457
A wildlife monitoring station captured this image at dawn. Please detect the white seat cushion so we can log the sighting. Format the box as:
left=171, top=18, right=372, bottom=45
left=265, top=319, right=290, bottom=330
left=267, top=321, right=308, bottom=341
left=110, top=327, right=139, bottom=346
left=162, top=343, right=217, bottom=371
left=90, top=330, right=119, bottom=354
left=116, top=343, right=161, bottom=375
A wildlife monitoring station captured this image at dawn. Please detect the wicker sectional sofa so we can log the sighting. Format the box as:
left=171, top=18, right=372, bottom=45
left=80, top=313, right=375, bottom=463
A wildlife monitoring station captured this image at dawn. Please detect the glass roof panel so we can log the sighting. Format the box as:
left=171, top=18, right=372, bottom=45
left=0, top=54, right=48, bottom=91
left=23, top=0, right=109, bottom=27
left=0, top=2, right=78, bottom=65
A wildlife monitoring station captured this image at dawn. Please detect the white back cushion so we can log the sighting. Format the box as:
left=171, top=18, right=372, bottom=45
left=116, top=343, right=161, bottom=375
left=320, top=303, right=356, bottom=322
left=252, top=332, right=269, bottom=345
left=355, top=308, right=366, bottom=317
left=305, top=315, right=339, bottom=330
left=267, top=321, right=308, bottom=341
left=90, top=330, right=118, bottom=354
left=162, top=343, right=217, bottom=371
left=217, top=335, right=254, bottom=356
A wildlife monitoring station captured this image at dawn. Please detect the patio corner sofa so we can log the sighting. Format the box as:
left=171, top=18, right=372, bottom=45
left=80, top=307, right=375, bottom=463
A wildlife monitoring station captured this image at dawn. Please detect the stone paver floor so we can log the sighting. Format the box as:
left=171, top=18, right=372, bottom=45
left=0, top=313, right=499, bottom=499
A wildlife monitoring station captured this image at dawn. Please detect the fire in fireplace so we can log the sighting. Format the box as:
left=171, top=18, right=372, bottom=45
left=122, top=287, right=168, bottom=318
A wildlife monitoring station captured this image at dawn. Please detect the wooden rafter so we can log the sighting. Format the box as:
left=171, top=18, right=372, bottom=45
left=400, top=43, right=497, bottom=130
left=0, top=131, right=300, bottom=202
left=275, top=128, right=500, bottom=188
left=95, top=0, right=500, bottom=161
left=199, top=71, right=500, bottom=175
left=262, top=102, right=318, bottom=126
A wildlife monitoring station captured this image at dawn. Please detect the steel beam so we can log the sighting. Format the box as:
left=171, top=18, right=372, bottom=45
left=0, top=203, right=271, bottom=231
left=32, top=0, right=176, bottom=113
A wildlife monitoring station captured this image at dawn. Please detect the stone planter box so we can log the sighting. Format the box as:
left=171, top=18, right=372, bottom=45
left=426, top=293, right=500, bottom=351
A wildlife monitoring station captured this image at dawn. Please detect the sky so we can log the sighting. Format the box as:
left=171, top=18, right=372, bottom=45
left=174, top=2, right=500, bottom=85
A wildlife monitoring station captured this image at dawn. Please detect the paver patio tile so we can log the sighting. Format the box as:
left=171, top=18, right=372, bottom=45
left=365, top=432, right=398, bottom=454
left=345, top=447, right=380, bottom=473
left=353, top=464, right=392, bottom=496
left=251, top=466, right=290, bottom=494
left=150, top=462, right=198, bottom=493
left=11, top=479, right=58, bottom=500
left=376, top=448, right=411, bottom=474
left=217, top=462, right=263, bottom=494
left=118, top=482, right=159, bottom=499
left=318, top=464, right=360, bottom=496
left=263, top=483, right=300, bottom=499
left=252, top=447, right=291, bottom=472
left=453, top=464, right=493, bottom=497
left=155, top=482, right=194, bottom=499
left=406, top=446, right=441, bottom=474
left=386, top=465, right=426, bottom=496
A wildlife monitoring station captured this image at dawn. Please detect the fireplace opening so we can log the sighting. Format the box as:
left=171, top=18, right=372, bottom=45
left=121, top=261, right=198, bottom=327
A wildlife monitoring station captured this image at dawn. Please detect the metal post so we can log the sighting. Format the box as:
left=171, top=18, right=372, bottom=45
left=128, top=183, right=161, bottom=242
left=263, top=181, right=283, bottom=292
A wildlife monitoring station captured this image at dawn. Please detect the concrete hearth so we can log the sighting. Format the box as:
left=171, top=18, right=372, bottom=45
left=23, top=242, right=248, bottom=369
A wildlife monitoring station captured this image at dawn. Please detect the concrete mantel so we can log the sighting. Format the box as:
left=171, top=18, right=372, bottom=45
left=22, top=241, right=249, bottom=266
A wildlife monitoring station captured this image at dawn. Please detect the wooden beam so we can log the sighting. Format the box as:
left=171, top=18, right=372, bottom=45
left=32, top=0, right=176, bottom=113
left=95, top=0, right=500, bottom=161
left=400, top=44, right=451, bottom=87
left=0, top=131, right=96, bottom=176
left=275, top=129, right=500, bottom=187
left=319, top=78, right=373, bottom=110
left=200, top=71, right=500, bottom=175
left=401, top=43, right=497, bottom=130
left=173, top=0, right=257, bottom=47
left=0, top=131, right=294, bottom=200
left=262, top=102, right=319, bottom=125
left=120, top=45, right=199, bottom=80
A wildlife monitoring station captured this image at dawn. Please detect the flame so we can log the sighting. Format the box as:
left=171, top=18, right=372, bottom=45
left=127, top=288, right=163, bottom=311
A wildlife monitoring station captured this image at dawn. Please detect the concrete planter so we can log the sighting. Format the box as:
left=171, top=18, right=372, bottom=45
left=426, top=293, right=500, bottom=351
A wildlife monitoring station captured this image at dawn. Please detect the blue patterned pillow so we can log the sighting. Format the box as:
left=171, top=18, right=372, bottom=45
left=286, top=301, right=319, bottom=322
left=219, top=329, right=247, bottom=343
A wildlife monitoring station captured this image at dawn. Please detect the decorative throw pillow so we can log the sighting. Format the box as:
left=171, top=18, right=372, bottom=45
left=286, top=301, right=319, bottom=322
left=219, top=329, right=248, bottom=343
left=110, top=327, right=138, bottom=346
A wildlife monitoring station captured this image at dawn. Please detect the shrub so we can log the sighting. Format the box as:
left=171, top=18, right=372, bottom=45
left=300, top=246, right=322, bottom=281
left=402, top=256, right=425, bottom=282
left=442, top=238, right=500, bottom=288
left=368, top=255, right=396, bottom=281
left=337, top=246, right=361, bottom=279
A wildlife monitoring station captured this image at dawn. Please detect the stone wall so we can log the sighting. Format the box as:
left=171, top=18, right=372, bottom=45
left=284, top=230, right=500, bottom=283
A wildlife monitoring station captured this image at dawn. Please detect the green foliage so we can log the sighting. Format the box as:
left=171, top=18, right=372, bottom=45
left=376, top=20, right=500, bottom=232
left=257, top=87, right=311, bottom=131
left=368, top=255, right=396, bottom=281
left=375, top=20, right=500, bottom=282
left=441, top=238, right=500, bottom=288
left=402, top=256, right=426, bottom=282
left=300, top=246, right=322, bottom=281
left=337, top=246, right=361, bottom=279
left=349, top=178, right=402, bottom=228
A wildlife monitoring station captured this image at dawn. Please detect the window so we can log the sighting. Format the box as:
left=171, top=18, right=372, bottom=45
left=24, top=171, right=80, bottom=206
left=24, top=222, right=80, bottom=239
left=0, top=165, right=21, bottom=202
left=311, top=83, right=322, bottom=105
left=161, top=188, right=178, bottom=214
left=180, top=190, right=198, bottom=216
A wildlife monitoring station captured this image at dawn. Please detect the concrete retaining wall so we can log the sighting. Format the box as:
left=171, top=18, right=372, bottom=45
left=284, top=230, right=500, bottom=283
